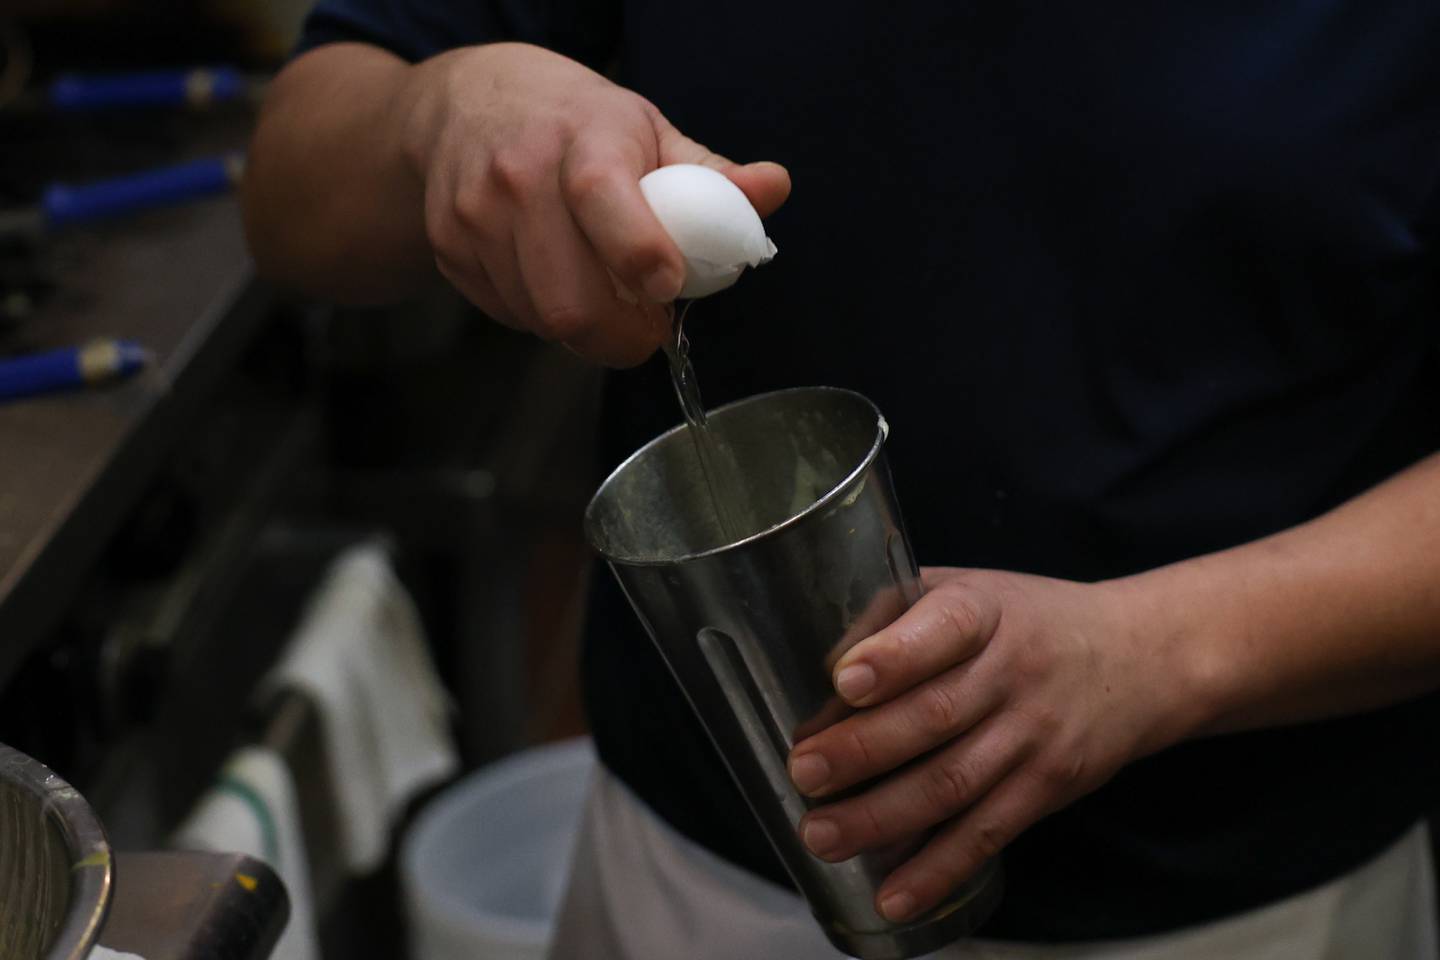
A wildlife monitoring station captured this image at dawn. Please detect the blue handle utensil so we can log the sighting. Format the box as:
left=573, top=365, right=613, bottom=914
left=0, top=340, right=151, bottom=402
left=47, top=67, right=249, bottom=111
left=0, top=154, right=244, bottom=235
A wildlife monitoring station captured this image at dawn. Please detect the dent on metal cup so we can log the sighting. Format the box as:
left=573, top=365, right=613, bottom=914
left=584, top=386, right=1000, bottom=960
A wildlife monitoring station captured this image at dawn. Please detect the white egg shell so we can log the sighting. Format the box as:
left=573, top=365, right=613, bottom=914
left=639, top=164, right=778, bottom=299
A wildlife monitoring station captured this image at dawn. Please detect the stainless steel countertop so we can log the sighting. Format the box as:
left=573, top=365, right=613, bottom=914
left=0, top=195, right=272, bottom=686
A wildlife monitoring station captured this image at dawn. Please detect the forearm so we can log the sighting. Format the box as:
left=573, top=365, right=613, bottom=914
left=1118, top=451, right=1440, bottom=738
left=243, top=43, right=441, bottom=304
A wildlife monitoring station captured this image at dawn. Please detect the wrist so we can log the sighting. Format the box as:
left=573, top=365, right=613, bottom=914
left=1097, top=564, right=1238, bottom=752
left=393, top=51, right=460, bottom=186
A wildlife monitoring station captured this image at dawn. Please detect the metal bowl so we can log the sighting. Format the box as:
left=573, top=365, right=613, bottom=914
left=0, top=744, right=112, bottom=960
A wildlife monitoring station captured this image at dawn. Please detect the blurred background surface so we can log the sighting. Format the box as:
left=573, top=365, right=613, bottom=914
left=0, top=5, right=600, bottom=957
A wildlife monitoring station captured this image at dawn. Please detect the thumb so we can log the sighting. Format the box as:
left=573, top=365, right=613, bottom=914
left=727, top=161, right=791, bottom=219
left=654, top=118, right=792, bottom=218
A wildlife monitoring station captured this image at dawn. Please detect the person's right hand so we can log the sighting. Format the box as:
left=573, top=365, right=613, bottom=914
left=401, top=43, right=791, bottom=367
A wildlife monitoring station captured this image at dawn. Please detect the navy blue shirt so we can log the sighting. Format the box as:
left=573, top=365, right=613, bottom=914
left=299, top=1, right=1440, bottom=940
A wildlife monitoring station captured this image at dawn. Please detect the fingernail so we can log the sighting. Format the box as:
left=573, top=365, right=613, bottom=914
left=802, top=818, right=840, bottom=856
left=879, top=890, right=917, bottom=923
left=789, top=753, right=830, bottom=794
left=643, top=266, right=683, bottom=302
left=835, top=663, right=876, bottom=702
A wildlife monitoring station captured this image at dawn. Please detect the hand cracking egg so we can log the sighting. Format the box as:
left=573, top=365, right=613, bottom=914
left=639, top=164, right=778, bottom=299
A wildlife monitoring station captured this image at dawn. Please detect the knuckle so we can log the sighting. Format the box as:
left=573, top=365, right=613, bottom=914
left=840, top=725, right=875, bottom=772
left=936, top=591, right=984, bottom=645
left=616, top=240, right=670, bottom=283
left=971, top=820, right=1009, bottom=861
left=450, top=180, right=491, bottom=231
left=923, top=755, right=973, bottom=812
left=1038, top=752, right=1086, bottom=793
left=560, top=159, right=615, bottom=209
left=856, top=799, right=888, bottom=846
left=917, top=683, right=961, bottom=737
left=488, top=149, right=542, bottom=198
left=625, top=90, right=663, bottom=122
left=886, top=619, right=925, bottom=662
left=1034, top=704, right=1063, bottom=736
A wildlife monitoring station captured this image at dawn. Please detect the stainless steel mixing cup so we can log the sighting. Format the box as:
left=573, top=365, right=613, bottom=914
left=584, top=386, right=1001, bottom=960
left=0, top=744, right=111, bottom=960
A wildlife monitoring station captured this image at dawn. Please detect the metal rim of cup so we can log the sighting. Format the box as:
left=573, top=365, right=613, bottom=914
left=584, top=385, right=888, bottom=567
left=0, top=743, right=113, bottom=960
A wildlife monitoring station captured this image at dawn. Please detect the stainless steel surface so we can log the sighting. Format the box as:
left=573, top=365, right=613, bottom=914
left=585, top=386, right=1000, bottom=960
left=0, top=744, right=112, bottom=960
left=0, top=195, right=271, bottom=688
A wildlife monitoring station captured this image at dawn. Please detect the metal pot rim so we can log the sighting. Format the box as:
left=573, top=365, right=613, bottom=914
left=584, top=385, right=887, bottom=567
left=0, top=743, right=112, bottom=960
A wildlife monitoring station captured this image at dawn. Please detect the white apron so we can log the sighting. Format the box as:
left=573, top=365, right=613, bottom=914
left=548, top=766, right=1437, bottom=960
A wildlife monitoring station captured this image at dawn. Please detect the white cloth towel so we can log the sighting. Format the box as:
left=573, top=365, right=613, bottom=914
left=265, top=543, right=459, bottom=874
left=171, top=746, right=318, bottom=960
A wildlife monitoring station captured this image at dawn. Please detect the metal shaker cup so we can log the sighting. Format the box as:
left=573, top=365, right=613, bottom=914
left=584, top=386, right=1001, bottom=960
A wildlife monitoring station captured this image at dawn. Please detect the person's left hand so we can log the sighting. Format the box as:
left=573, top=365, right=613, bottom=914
left=787, top=567, right=1201, bottom=923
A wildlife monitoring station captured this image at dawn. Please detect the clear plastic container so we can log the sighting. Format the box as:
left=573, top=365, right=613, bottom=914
left=400, top=738, right=595, bottom=960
